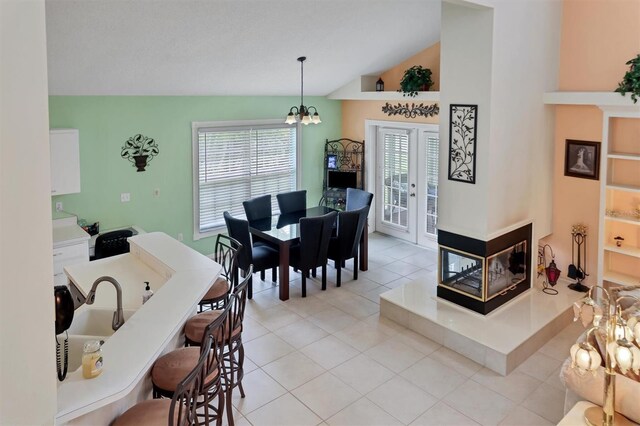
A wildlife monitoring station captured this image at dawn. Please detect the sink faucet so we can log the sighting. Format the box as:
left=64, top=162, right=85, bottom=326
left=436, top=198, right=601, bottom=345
left=85, top=276, right=125, bottom=331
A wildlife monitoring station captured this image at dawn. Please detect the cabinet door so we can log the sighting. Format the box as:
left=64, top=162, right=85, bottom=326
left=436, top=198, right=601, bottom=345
left=50, top=129, right=81, bottom=195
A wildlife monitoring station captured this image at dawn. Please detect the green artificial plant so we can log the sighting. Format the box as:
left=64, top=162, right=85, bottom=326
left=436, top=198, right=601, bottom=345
left=615, top=54, right=640, bottom=104
left=398, top=65, right=433, bottom=97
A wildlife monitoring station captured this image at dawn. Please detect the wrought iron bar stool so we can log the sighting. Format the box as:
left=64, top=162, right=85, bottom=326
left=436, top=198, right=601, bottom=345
left=199, top=234, right=242, bottom=312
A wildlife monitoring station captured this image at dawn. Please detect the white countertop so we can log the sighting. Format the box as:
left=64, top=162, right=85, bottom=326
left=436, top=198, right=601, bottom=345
left=53, top=216, right=90, bottom=247
left=56, top=232, right=221, bottom=424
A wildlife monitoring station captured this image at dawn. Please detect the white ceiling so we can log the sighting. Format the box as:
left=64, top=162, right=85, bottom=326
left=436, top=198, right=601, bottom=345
left=46, top=0, right=441, bottom=96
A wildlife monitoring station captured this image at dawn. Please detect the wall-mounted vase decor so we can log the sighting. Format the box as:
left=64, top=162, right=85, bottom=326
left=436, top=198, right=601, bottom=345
left=564, top=139, right=600, bottom=180
left=448, top=104, right=477, bottom=184
left=381, top=102, right=439, bottom=118
left=121, top=134, right=159, bottom=172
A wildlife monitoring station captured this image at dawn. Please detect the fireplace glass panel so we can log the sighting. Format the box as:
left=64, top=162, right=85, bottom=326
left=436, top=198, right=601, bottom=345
left=486, top=240, right=527, bottom=300
left=440, top=247, right=484, bottom=299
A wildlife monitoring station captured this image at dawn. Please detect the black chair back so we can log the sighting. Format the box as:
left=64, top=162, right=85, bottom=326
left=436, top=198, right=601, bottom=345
left=345, top=188, right=373, bottom=213
left=334, top=206, right=368, bottom=260
left=298, top=211, right=337, bottom=270
left=213, top=234, right=242, bottom=289
left=242, top=195, right=272, bottom=221
left=94, top=229, right=133, bottom=260
left=276, top=190, right=307, bottom=214
left=223, top=211, right=253, bottom=270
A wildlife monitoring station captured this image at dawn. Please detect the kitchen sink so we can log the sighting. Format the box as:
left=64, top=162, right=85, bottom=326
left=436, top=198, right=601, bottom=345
left=67, top=307, right=136, bottom=337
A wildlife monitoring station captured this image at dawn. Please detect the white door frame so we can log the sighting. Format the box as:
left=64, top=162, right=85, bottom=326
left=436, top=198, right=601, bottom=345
left=364, top=120, right=439, bottom=246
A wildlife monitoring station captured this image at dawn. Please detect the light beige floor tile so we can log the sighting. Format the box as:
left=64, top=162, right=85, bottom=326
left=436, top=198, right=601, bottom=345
left=429, top=346, right=483, bottom=377
left=327, top=397, right=403, bottom=426
left=273, top=319, right=329, bottom=349
left=400, top=356, right=466, bottom=399
left=406, top=268, right=437, bottom=282
left=383, top=260, right=423, bottom=277
left=362, top=314, right=408, bottom=336
left=262, top=351, right=326, bottom=391
left=247, top=289, right=282, bottom=310
left=516, top=352, right=563, bottom=381
left=366, top=376, right=437, bottom=424
left=301, top=335, right=360, bottom=370
left=410, top=401, right=480, bottom=426
left=384, top=276, right=413, bottom=289
left=334, top=321, right=391, bottom=352
left=307, top=307, right=359, bottom=334
left=330, top=354, right=395, bottom=394
left=520, top=382, right=566, bottom=424
left=221, top=408, right=251, bottom=426
left=394, top=328, right=441, bottom=355
left=231, top=369, right=287, bottom=415
left=365, top=338, right=425, bottom=373
left=291, top=372, right=361, bottom=420
left=325, top=292, right=380, bottom=319
left=283, top=294, right=332, bottom=318
left=403, top=252, right=437, bottom=268
left=544, top=366, right=565, bottom=391
left=361, top=286, right=388, bottom=304
left=244, top=393, right=323, bottom=426
left=361, top=268, right=403, bottom=285
left=538, top=328, right=580, bottom=361
left=241, top=317, right=270, bottom=342
left=443, top=379, right=516, bottom=426
left=343, top=277, right=382, bottom=296
left=471, top=367, right=543, bottom=404
left=242, top=356, right=259, bottom=374
left=498, top=405, right=553, bottom=426
left=245, top=304, right=300, bottom=330
left=242, top=333, right=295, bottom=366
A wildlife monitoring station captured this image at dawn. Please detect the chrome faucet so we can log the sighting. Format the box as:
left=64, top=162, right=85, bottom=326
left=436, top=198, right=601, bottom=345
left=85, top=276, right=125, bottom=331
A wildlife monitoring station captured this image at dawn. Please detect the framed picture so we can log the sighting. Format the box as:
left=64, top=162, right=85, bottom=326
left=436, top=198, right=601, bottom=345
left=564, top=140, right=600, bottom=180
left=448, top=104, right=478, bottom=184
left=326, top=153, right=338, bottom=169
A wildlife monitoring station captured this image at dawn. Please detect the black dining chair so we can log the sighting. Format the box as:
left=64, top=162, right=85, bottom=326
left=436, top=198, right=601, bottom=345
left=345, top=188, right=373, bottom=213
left=242, top=194, right=272, bottom=222
left=223, top=211, right=279, bottom=299
left=276, top=190, right=307, bottom=214
left=327, top=206, right=368, bottom=287
left=94, top=229, right=133, bottom=260
left=289, top=211, right=337, bottom=297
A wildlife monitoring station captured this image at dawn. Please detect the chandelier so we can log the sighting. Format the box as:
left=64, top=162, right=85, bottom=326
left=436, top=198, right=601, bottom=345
left=285, top=56, right=321, bottom=125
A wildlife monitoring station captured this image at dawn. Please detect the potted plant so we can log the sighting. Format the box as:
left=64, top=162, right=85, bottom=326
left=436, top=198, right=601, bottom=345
left=398, top=65, right=434, bottom=97
left=121, top=134, right=159, bottom=172
left=615, top=53, right=640, bottom=103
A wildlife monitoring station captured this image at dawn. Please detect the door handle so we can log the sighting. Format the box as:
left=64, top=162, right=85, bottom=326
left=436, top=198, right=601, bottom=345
left=410, top=193, right=416, bottom=197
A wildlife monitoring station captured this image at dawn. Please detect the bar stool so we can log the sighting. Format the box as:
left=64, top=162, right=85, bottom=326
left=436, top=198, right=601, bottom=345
left=150, top=303, right=230, bottom=425
left=184, top=265, right=253, bottom=426
left=199, top=234, right=242, bottom=312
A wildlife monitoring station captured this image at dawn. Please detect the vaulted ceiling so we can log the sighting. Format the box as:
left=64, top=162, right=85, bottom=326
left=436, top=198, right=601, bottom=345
left=46, top=0, right=441, bottom=96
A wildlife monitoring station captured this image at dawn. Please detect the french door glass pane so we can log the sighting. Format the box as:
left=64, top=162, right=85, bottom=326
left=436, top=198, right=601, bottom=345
left=425, top=133, right=439, bottom=236
left=382, top=131, right=409, bottom=228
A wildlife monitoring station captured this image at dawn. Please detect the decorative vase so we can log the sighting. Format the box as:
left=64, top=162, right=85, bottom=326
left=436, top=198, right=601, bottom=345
left=133, top=155, right=148, bottom=172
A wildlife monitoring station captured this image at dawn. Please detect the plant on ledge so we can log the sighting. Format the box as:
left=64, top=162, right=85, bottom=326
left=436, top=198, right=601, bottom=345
left=398, top=65, right=433, bottom=97
left=615, top=53, right=640, bottom=103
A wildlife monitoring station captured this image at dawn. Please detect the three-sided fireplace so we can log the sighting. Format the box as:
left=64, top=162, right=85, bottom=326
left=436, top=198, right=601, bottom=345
left=437, top=223, right=532, bottom=315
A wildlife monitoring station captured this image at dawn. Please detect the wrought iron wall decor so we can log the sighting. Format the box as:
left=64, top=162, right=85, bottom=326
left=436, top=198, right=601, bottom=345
left=448, top=104, right=478, bottom=184
left=121, top=134, right=159, bottom=172
left=381, top=102, right=439, bottom=119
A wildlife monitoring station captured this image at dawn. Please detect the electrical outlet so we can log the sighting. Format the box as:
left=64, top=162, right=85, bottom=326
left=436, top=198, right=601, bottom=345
left=55, top=202, right=63, bottom=212
left=121, top=193, right=131, bottom=202
left=177, top=233, right=184, bottom=242
left=153, top=188, right=160, bottom=197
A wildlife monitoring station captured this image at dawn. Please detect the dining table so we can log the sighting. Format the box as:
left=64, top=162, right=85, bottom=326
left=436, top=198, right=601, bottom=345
left=248, top=205, right=369, bottom=301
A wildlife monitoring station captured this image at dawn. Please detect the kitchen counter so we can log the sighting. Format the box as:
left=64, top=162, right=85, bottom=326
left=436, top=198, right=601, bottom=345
left=53, top=216, right=90, bottom=247
left=56, top=232, right=221, bottom=424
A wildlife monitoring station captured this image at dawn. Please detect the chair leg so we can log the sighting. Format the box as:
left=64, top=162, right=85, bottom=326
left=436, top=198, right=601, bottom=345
left=238, top=342, right=246, bottom=398
left=260, top=270, right=265, bottom=281
left=301, top=275, right=307, bottom=297
left=248, top=276, right=253, bottom=299
left=272, top=267, right=277, bottom=282
left=311, top=268, right=317, bottom=278
left=321, top=265, right=327, bottom=290
left=336, top=264, right=341, bottom=287
left=225, top=388, right=234, bottom=426
left=217, top=390, right=226, bottom=426
left=353, top=253, right=358, bottom=280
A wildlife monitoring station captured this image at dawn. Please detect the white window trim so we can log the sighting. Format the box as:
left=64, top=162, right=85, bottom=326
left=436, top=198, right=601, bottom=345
left=192, top=119, right=301, bottom=241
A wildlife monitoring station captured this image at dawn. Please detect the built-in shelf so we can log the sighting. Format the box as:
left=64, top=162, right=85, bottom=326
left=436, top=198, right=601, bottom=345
left=605, top=215, right=640, bottom=226
left=606, top=184, right=640, bottom=193
left=543, top=91, right=640, bottom=108
left=608, top=152, right=640, bottom=161
left=603, top=270, right=640, bottom=286
left=329, top=90, right=440, bottom=101
left=604, top=244, right=640, bottom=258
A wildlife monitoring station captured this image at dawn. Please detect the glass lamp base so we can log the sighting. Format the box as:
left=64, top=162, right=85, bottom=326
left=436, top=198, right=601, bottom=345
left=584, top=407, right=634, bottom=426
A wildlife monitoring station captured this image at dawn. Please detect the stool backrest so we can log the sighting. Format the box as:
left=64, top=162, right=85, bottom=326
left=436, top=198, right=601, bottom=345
left=213, top=234, right=242, bottom=290
left=226, top=265, right=253, bottom=342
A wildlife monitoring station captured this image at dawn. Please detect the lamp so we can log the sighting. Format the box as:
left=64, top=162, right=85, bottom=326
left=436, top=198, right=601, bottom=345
left=285, top=56, right=321, bottom=126
left=376, top=78, right=384, bottom=92
left=540, top=244, right=560, bottom=295
left=570, top=286, right=639, bottom=426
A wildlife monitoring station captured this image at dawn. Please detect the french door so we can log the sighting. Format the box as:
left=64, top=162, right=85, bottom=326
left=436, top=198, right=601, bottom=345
left=374, top=125, right=439, bottom=246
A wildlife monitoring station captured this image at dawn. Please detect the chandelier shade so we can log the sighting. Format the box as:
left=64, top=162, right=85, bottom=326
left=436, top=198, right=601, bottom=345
left=285, top=57, right=321, bottom=126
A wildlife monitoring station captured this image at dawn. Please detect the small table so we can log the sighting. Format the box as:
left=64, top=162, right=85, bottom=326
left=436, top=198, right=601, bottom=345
left=249, top=206, right=369, bottom=301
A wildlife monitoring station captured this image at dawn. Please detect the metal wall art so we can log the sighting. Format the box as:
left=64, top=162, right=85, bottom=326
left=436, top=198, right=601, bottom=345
left=448, top=104, right=478, bottom=184
left=381, top=102, right=439, bottom=119
left=121, top=134, right=159, bottom=172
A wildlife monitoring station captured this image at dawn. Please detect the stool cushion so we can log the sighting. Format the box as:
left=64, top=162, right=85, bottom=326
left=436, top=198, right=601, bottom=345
left=151, top=347, right=218, bottom=393
left=201, top=277, right=229, bottom=302
left=184, top=310, right=241, bottom=344
left=113, top=399, right=176, bottom=425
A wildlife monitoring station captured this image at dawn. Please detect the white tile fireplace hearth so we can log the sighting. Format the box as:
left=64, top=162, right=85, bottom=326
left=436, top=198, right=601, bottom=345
left=380, top=277, right=583, bottom=375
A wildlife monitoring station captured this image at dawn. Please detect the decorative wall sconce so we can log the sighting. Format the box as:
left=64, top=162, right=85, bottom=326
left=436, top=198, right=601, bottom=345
left=376, top=78, right=384, bottom=92
left=381, top=102, right=439, bottom=119
left=570, top=286, right=640, bottom=426
left=121, top=134, right=159, bottom=172
left=539, top=244, right=560, bottom=295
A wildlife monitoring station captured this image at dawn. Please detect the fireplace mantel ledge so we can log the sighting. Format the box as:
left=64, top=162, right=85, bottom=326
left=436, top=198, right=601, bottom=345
left=543, top=92, right=640, bottom=110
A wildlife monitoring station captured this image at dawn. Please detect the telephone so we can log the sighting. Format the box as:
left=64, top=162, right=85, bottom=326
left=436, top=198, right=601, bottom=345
left=54, top=285, right=74, bottom=381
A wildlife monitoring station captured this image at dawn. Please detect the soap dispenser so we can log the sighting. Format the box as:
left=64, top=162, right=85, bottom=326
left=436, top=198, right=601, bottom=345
left=142, top=282, right=153, bottom=304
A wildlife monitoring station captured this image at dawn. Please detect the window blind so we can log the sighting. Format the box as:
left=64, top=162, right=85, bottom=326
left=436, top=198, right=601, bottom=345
left=195, top=123, right=297, bottom=234
left=424, top=132, right=439, bottom=236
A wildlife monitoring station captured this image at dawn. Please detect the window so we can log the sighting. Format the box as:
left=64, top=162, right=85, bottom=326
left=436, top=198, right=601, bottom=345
left=192, top=120, right=298, bottom=239
left=424, top=132, right=439, bottom=236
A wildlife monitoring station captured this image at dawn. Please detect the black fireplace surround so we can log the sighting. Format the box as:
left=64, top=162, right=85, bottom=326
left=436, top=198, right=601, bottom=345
left=437, top=223, right=532, bottom=315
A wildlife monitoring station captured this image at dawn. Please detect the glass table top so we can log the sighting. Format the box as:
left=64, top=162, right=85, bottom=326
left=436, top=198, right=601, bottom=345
left=248, top=206, right=336, bottom=243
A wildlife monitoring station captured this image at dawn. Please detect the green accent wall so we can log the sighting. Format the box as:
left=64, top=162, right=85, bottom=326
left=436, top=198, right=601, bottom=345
left=49, top=96, right=342, bottom=254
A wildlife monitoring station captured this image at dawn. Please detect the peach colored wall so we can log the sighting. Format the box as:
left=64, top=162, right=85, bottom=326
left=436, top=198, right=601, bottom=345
left=380, top=43, right=441, bottom=91
left=544, top=0, right=640, bottom=285
left=559, top=0, right=640, bottom=90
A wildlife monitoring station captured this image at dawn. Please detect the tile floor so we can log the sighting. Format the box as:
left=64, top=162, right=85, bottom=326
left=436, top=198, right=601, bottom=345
left=228, top=233, right=583, bottom=426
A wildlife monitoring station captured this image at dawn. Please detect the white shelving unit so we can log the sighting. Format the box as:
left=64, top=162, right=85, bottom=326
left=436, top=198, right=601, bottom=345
left=327, top=75, right=440, bottom=101
left=545, top=92, right=640, bottom=288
